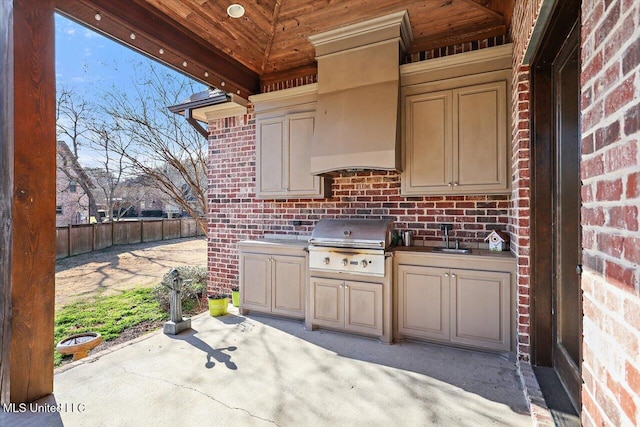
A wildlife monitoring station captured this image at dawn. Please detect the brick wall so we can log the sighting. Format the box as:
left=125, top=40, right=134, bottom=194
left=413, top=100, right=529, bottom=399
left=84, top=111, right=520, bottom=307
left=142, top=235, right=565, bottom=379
left=510, top=0, right=542, bottom=362
left=207, top=109, right=510, bottom=293
left=580, top=0, right=640, bottom=426
left=511, top=0, right=640, bottom=425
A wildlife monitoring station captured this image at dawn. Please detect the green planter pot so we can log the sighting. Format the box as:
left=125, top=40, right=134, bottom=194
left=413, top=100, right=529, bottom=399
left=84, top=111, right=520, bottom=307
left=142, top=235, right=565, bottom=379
left=231, top=290, right=240, bottom=307
left=208, top=297, right=228, bottom=317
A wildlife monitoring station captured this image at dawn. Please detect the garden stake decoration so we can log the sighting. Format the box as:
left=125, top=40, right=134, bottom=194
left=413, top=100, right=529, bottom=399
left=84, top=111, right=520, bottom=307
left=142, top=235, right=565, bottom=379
left=163, top=268, right=192, bottom=335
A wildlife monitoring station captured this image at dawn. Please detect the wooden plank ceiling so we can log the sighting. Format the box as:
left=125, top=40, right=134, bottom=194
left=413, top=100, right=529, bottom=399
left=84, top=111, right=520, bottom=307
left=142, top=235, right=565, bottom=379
left=56, top=0, right=514, bottom=97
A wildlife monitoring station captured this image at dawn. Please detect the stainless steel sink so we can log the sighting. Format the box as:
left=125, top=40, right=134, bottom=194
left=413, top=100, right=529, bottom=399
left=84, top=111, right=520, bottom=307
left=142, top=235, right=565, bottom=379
left=431, top=247, right=472, bottom=254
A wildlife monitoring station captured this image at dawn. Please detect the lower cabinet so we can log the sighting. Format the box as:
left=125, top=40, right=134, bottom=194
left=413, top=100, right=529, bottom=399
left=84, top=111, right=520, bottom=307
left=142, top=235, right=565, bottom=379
left=395, top=255, right=512, bottom=352
left=396, top=265, right=451, bottom=342
left=310, top=277, right=383, bottom=337
left=239, top=246, right=306, bottom=319
left=450, top=268, right=510, bottom=351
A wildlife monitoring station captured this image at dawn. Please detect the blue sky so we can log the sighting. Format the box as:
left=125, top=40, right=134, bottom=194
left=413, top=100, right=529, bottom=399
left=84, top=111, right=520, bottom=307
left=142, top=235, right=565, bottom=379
left=55, top=13, right=206, bottom=165
left=55, top=13, right=204, bottom=101
left=56, top=14, right=138, bottom=98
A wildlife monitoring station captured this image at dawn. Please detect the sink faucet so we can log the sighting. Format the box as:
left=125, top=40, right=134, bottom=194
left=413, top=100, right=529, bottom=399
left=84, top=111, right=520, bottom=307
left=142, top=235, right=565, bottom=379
left=440, top=224, right=453, bottom=249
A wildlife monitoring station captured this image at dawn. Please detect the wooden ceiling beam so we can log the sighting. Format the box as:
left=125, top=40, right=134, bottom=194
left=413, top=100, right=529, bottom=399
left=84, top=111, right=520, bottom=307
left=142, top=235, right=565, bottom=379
left=261, top=0, right=282, bottom=73
left=55, top=0, right=260, bottom=97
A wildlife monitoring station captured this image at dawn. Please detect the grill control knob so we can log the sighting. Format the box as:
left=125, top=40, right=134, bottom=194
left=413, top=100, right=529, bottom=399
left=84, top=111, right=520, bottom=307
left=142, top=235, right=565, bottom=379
left=361, top=260, right=368, bottom=268
left=342, top=258, right=348, bottom=266
left=323, top=257, right=330, bottom=265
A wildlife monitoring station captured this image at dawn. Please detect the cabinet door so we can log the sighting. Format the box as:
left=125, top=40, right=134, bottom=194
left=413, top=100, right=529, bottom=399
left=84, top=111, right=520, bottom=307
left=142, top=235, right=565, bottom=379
left=402, top=90, right=452, bottom=195
left=450, top=269, right=510, bottom=351
left=286, top=112, right=320, bottom=196
left=396, top=265, right=450, bottom=341
left=344, top=280, right=383, bottom=336
left=310, top=277, right=344, bottom=329
left=256, top=117, right=286, bottom=196
left=453, top=81, right=507, bottom=192
left=240, top=253, right=271, bottom=313
left=271, top=255, right=305, bottom=318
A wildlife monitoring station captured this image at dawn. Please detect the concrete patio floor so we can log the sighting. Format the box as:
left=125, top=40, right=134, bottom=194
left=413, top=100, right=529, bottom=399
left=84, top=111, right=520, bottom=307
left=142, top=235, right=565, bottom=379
left=3, top=306, right=531, bottom=426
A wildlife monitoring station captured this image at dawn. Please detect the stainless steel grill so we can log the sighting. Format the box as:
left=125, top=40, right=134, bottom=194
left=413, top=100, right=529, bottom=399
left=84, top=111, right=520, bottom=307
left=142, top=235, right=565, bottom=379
left=308, top=219, right=394, bottom=277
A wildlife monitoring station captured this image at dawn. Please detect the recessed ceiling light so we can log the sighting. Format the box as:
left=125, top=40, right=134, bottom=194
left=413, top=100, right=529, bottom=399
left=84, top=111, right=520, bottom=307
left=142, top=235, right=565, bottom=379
left=227, top=4, right=245, bottom=19
left=182, top=61, right=188, bottom=67
left=130, top=33, right=136, bottom=40
left=204, top=72, right=209, bottom=77
left=158, top=48, right=164, bottom=54
left=94, top=13, right=102, bottom=21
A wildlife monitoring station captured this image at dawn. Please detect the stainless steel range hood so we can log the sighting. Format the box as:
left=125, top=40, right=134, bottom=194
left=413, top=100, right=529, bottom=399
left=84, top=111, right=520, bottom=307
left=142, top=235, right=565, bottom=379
left=308, top=11, right=413, bottom=175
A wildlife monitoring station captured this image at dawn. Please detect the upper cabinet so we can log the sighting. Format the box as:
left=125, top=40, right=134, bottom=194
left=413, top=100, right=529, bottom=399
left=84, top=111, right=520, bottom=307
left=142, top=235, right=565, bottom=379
left=250, top=84, right=331, bottom=199
left=400, top=45, right=512, bottom=196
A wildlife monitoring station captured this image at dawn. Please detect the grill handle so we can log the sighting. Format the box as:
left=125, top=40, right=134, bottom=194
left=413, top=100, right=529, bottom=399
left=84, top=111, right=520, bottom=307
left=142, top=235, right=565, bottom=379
left=308, top=238, right=384, bottom=249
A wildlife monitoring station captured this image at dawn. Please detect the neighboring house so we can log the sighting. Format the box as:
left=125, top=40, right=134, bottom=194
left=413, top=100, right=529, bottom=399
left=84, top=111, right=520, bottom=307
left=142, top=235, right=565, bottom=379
left=56, top=141, right=92, bottom=226
left=89, top=172, right=190, bottom=221
left=120, top=175, right=182, bottom=218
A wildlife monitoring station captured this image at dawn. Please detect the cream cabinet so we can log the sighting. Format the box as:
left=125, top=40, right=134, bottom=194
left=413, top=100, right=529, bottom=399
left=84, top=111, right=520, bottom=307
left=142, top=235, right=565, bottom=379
left=396, top=265, right=450, bottom=342
left=251, top=84, right=331, bottom=199
left=394, top=250, right=514, bottom=352
left=239, top=241, right=307, bottom=319
left=450, top=268, right=510, bottom=350
left=402, top=80, right=508, bottom=195
left=400, top=45, right=513, bottom=196
left=309, top=277, right=383, bottom=337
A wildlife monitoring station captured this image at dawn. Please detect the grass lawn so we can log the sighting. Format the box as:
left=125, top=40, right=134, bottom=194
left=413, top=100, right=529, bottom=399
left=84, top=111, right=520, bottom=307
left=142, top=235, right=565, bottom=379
left=54, top=288, right=168, bottom=366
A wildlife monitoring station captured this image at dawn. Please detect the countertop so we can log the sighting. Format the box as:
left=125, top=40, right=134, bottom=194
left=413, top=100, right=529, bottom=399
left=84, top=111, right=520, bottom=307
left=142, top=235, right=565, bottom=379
left=237, top=238, right=309, bottom=249
left=392, top=245, right=516, bottom=259
left=238, top=238, right=515, bottom=259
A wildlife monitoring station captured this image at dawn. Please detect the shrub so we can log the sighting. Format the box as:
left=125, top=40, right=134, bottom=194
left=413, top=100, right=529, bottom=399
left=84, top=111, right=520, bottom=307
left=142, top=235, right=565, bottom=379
left=153, top=266, right=207, bottom=313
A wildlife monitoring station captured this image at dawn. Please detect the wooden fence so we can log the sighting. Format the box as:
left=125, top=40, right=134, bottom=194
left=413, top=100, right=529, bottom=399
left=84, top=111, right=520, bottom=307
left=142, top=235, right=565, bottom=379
left=56, top=218, right=205, bottom=260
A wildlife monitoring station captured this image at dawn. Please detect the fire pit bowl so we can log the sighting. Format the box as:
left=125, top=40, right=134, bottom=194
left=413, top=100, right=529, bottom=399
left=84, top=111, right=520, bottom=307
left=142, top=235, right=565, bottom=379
left=56, top=332, right=103, bottom=361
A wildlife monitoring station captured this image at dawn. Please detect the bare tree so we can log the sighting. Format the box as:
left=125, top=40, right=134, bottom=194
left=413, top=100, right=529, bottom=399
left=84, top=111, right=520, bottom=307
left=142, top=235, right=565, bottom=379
left=85, top=121, right=139, bottom=222
left=56, top=86, right=97, bottom=218
left=99, top=63, right=207, bottom=231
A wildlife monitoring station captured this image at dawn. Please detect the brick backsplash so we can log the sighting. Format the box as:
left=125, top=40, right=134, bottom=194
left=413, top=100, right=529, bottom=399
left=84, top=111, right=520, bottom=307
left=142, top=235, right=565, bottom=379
left=260, top=172, right=510, bottom=240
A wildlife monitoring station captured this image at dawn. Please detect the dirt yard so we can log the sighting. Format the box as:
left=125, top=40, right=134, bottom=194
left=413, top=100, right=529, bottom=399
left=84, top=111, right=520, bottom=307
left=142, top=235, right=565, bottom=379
left=55, top=237, right=207, bottom=309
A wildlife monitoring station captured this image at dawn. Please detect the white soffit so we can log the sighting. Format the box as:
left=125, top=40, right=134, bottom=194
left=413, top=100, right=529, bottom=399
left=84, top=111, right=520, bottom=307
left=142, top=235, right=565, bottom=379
left=193, top=94, right=248, bottom=122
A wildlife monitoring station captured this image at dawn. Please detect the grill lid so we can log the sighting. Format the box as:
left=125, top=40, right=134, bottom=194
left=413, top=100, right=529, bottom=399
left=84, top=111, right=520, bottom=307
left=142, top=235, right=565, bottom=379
left=309, top=218, right=394, bottom=249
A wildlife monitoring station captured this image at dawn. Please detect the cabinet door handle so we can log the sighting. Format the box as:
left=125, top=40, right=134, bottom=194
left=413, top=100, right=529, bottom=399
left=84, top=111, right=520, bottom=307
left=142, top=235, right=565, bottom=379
left=448, top=182, right=453, bottom=187
left=451, top=273, right=456, bottom=278
left=453, top=182, right=459, bottom=186
left=444, top=273, right=449, bottom=277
